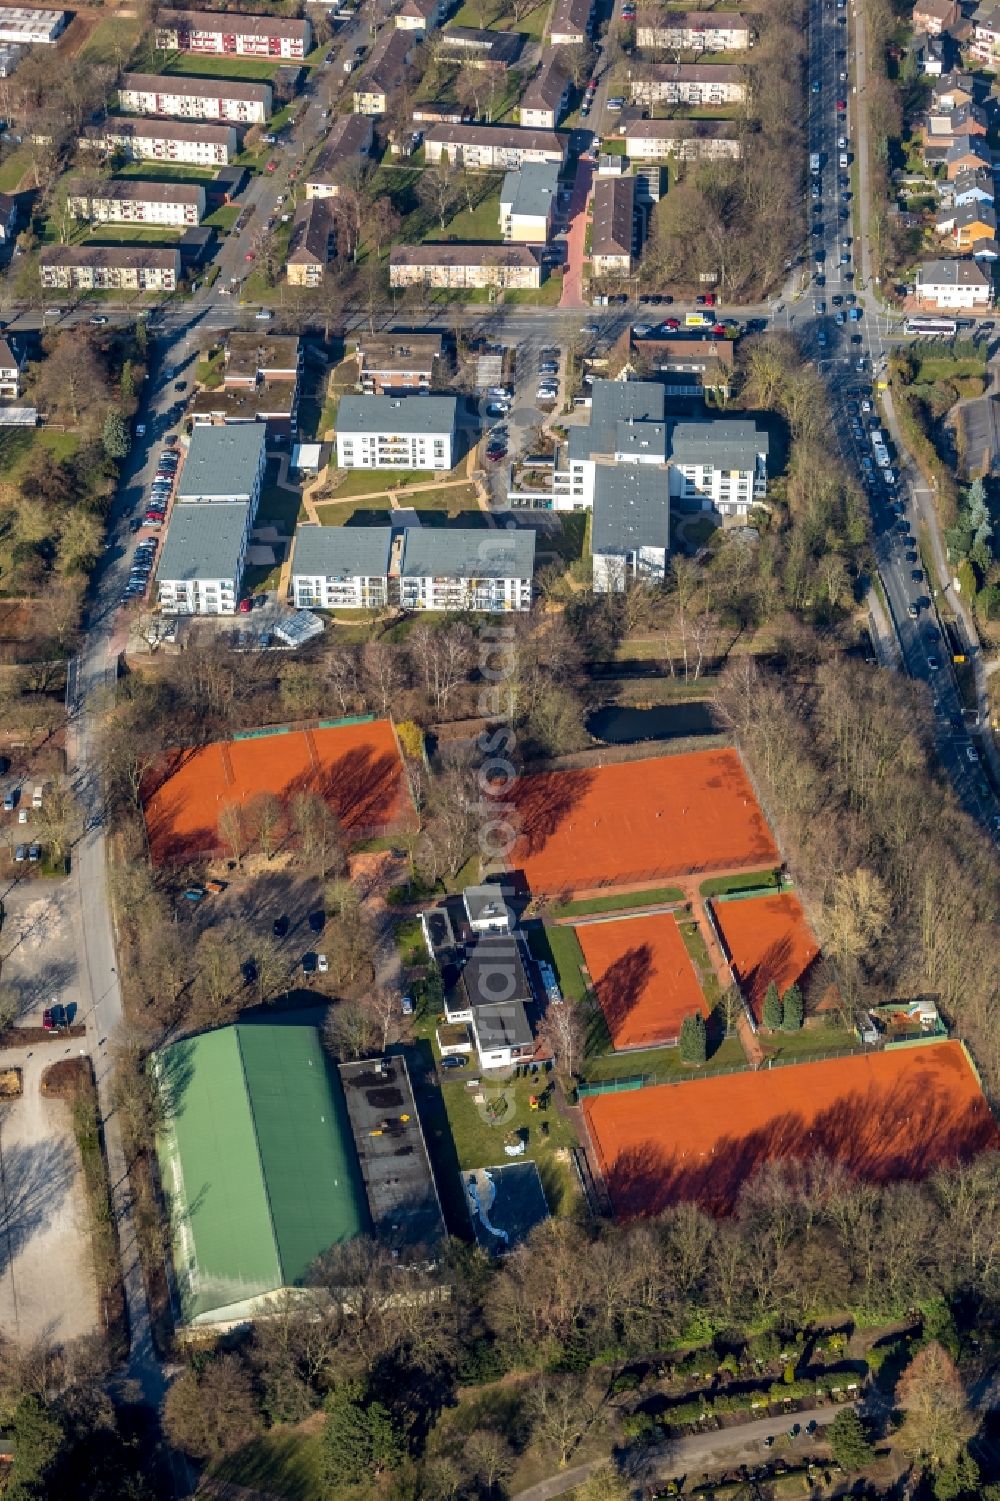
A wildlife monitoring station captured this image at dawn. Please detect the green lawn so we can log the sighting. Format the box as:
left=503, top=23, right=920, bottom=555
left=213, top=1427, right=325, bottom=1501
left=699, top=870, right=783, bottom=898
left=118, top=160, right=217, bottom=183
left=86, top=226, right=182, bottom=248
left=438, top=1075, right=580, bottom=1215
left=525, top=922, right=589, bottom=1004
left=0, top=427, right=79, bottom=484
left=581, top=1032, right=747, bottom=1084
left=82, top=13, right=145, bottom=62
left=427, top=184, right=503, bottom=243
left=411, top=508, right=490, bottom=528
left=394, top=917, right=426, bottom=968
left=758, top=1023, right=859, bottom=1064
left=256, top=459, right=302, bottom=531
left=204, top=203, right=240, bottom=231
left=155, top=48, right=283, bottom=80
left=318, top=501, right=395, bottom=527
left=549, top=887, right=685, bottom=919
left=325, top=467, right=441, bottom=498
left=0, top=146, right=31, bottom=193
left=677, top=919, right=721, bottom=1007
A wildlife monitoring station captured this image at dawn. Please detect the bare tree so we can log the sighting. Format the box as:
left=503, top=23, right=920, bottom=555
left=323, top=996, right=380, bottom=1060
left=247, top=791, right=284, bottom=861
left=361, top=639, right=400, bottom=717
left=218, top=802, right=248, bottom=869
left=409, top=621, right=474, bottom=715
left=418, top=163, right=458, bottom=231
left=290, top=791, right=345, bottom=875
left=537, top=999, right=586, bottom=1082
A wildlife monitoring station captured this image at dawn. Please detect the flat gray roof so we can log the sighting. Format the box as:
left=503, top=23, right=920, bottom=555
left=593, top=464, right=670, bottom=553
left=569, top=378, right=665, bottom=462
left=473, top=999, right=533, bottom=1051
left=177, top=424, right=265, bottom=500
left=500, top=161, right=560, bottom=220
left=291, top=524, right=393, bottom=579
left=400, top=526, right=535, bottom=579
left=337, top=393, right=457, bottom=436
left=615, top=417, right=666, bottom=460
left=670, top=419, right=768, bottom=469
left=156, top=501, right=249, bottom=583
left=338, top=1056, right=445, bottom=1253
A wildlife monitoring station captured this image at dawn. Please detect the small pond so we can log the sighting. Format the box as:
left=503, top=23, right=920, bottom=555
left=586, top=702, right=717, bottom=745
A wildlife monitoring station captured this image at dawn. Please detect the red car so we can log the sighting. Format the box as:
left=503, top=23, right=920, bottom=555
left=265, top=159, right=278, bottom=173
left=664, top=317, right=680, bottom=330
left=711, top=323, right=726, bottom=336
left=244, top=251, right=255, bottom=262
left=836, top=98, right=846, bottom=110
left=238, top=597, right=253, bottom=614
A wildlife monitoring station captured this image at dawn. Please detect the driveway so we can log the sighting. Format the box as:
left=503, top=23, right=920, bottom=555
left=560, top=159, right=593, bottom=309
left=0, top=1050, right=98, bottom=1345
left=0, top=880, right=79, bottom=1026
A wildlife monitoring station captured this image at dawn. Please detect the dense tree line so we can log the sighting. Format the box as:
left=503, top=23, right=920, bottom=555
left=716, top=649, right=1000, bottom=1084
left=148, top=1153, right=1000, bottom=1497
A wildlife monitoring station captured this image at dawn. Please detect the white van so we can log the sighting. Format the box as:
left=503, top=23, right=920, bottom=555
left=32, top=784, right=43, bottom=809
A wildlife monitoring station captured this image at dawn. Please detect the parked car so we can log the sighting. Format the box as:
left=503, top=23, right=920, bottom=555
left=308, top=910, right=325, bottom=933
left=401, top=994, right=414, bottom=1016
left=43, top=1003, right=66, bottom=1031
left=28, top=844, right=39, bottom=862
left=441, top=1055, right=468, bottom=1070
left=14, top=844, right=25, bottom=861
left=273, top=914, right=289, bottom=938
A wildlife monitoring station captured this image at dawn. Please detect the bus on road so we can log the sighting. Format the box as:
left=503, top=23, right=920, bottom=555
left=903, top=316, right=958, bottom=337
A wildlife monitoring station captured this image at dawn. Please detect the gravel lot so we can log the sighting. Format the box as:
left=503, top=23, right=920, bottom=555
left=0, top=1052, right=98, bottom=1345
left=0, top=881, right=80, bottom=1026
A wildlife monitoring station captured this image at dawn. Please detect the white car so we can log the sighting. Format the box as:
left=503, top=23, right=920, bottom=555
left=317, top=953, right=329, bottom=973
left=135, top=423, right=146, bottom=436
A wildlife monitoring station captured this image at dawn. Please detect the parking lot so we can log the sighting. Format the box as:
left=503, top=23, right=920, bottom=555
left=0, top=1052, right=98, bottom=1345
left=0, top=880, right=79, bottom=1027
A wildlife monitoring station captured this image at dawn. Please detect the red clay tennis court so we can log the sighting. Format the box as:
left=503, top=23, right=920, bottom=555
left=713, top=893, right=819, bottom=1023
left=584, top=1042, right=998, bottom=1217
left=510, top=749, right=779, bottom=898
left=142, top=718, right=414, bottom=864
left=576, top=913, right=707, bottom=1050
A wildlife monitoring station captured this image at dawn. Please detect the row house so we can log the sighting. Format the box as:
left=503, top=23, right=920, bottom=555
left=912, top=0, right=961, bottom=33
left=191, top=332, right=302, bottom=438
left=83, top=117, right=238, bottom=166
left=66, top=178, right=205, bottom=227
left=389, top=243, right=542, bottom=289
left=353, top=29, right=414, bottom=115
left=154, top=9, right=311, bottom=58
left=627, top=61, right=746, bottom=107
left=519, top=56, right=570, bottom=129
left=424, top=122, right=566, bottom=169
left=39, top=245, right=180, bottom=291
left=285, top=200, right=332, bottom=286
left=303, top=115, right=373, bottom=198
left=118, top=72, right=272, bottom=125
left=437, top=25, right=523, bottom=67
left=549, top=0, right=593, bottom=45
left=396, top=0, right=440, bottom=32
left=590, top=174, right=635, bottom=276
left=636, top=10, right=754, bottom=51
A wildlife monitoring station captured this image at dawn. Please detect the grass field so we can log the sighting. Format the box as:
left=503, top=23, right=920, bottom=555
left=325, top=467, right=441, bottom=498
left=86, top=226, right=182, bottom=247
left=155, top=48, right=283, bottom=80
left=0, top=427, right=80, bottom=484
left=213, top=1425, right=324, bottom=1501
left=118, top=161, right=218, bottom=184
left=758, top=1023, right=859, bottom=1063
left=204, top=204, right=240, bottom=231
left=427, top=185, right=503, bottom=243
left=550, top=887, right=684, bottom=918
left=255, top=459, right=302, bottom=531
left=525, top=922, right=589, bottom=1004
left=439, top=1075, right=580, bottom=1216
left=318, top=501, right=395, bottom=527
left=0, top=145, right=31, bottom=193
left=581, top=1031, right=746, bottom=1084
left=699, top=870, right=783, bottom=898
left=82, top=13, right=146, bottom=62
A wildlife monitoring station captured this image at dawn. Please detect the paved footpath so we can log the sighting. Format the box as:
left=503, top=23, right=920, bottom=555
left=513, top=1403, right=842, bottom=1501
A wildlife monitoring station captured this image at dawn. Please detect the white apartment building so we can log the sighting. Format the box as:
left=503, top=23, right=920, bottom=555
left=66, top=178, right=206, bottom=227
left=561, top=380, right=667, bottom=511
left=86, top=118, right=238, bottom=165
left=0, top=336, right=24, bottom=400
left=156, top=501, right=252, bottom=615
left=915, top=257, right=993, bottom=308
left=592, top=465, right=670, bottom=594
left=399, top=528, right=535, bottom=612
left=335, top=394, right=457, bottom=471
left=624, top=120, right=742, bottom=162
left=636, top=10, right=754, bottom=49
left=118, top=72, right=273, bottom=125
left=290, top=525, right=393, bottom=610
left=389, top=244, right=542, bottom=289
left=499, top=162, right=559, bottom=243
left=627, top=62, right=746, bottom=107
left=39, top=246, right=180, bottom=291
left=0, top=8, right=66, bottom=44
left=549, top=0, right=593, bottom=45
left=668, top=420, right=769, bottom=517
left=176, top=424, right=267, bottom=508
left=424, top=123, right=566, bottom=170
left=154, top=9, right=312, bottom=58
